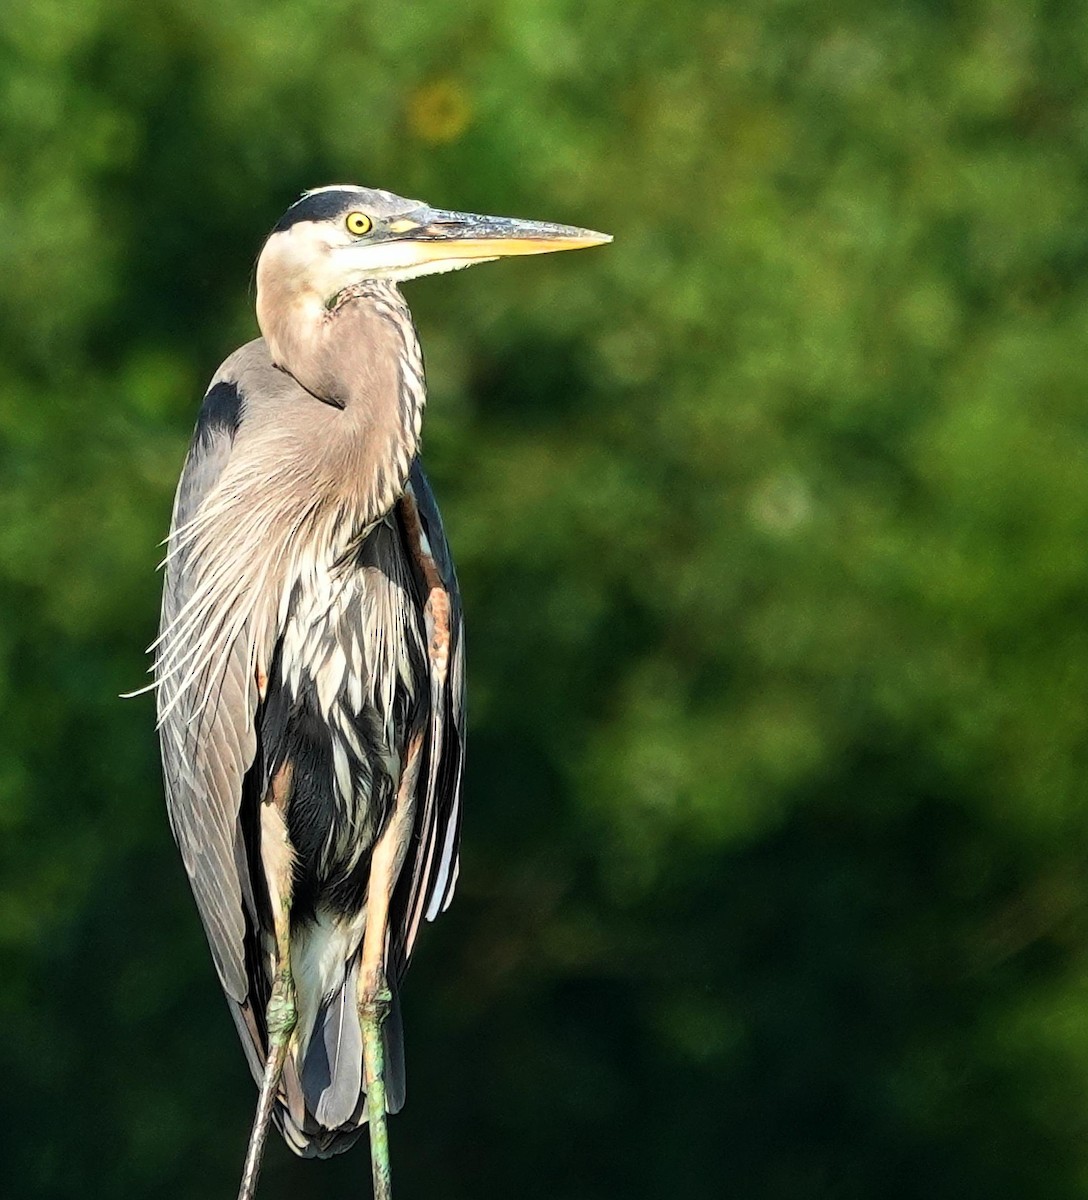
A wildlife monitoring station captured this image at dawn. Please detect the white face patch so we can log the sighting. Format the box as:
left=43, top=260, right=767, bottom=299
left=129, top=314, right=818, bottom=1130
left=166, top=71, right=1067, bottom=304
left=326, top=237, right=503, bottom=285
left=258, top=221, right=341, bottom=309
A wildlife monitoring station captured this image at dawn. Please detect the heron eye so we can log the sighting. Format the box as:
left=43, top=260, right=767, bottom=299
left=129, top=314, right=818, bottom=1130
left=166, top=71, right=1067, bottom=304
left=345, top=211, right=373, bottom=236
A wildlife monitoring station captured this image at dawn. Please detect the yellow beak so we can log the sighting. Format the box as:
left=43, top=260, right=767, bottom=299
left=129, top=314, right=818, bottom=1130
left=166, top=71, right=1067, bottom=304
left=386, top=207, right=612, bottom=262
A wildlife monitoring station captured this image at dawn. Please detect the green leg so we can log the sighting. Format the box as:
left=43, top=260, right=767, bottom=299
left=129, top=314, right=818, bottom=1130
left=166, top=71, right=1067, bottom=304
left=237, top=969, right=296, bottom=1200
left=360, top=971, right=394, bottom=1200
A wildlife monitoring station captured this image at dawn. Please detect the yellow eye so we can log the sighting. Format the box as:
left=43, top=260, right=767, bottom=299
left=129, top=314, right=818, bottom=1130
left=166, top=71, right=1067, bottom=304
left=345, top=211, right=373, bottom=236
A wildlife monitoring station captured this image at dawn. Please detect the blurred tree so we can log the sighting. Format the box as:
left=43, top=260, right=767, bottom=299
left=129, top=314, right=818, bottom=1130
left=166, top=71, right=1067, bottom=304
left=3, top=1, right=1088, bottom=1198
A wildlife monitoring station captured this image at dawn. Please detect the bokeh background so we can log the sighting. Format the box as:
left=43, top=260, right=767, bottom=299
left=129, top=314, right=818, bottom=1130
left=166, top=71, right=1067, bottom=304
left=3, top=1, right=1088, bottom=1197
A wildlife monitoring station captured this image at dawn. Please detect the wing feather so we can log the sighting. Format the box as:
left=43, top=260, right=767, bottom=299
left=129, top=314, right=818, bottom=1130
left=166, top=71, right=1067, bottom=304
left=389, top=462, right=467, bottom=975
left=158, top=377, right=256, bottom=1003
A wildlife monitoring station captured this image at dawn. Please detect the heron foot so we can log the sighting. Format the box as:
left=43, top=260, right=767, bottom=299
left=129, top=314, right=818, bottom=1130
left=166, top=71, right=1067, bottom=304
left=360, top=965, right=393, bottom=1018
left=266, top=968, right=297, bottom=1044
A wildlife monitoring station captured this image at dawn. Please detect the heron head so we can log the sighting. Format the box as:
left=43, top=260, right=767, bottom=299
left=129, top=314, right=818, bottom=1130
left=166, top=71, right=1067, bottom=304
left=255, top=184, right=611, bottom=318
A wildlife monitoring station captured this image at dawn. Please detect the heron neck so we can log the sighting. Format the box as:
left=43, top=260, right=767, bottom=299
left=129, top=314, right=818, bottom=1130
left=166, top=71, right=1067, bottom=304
left=263, top=282, right=427, bottom=520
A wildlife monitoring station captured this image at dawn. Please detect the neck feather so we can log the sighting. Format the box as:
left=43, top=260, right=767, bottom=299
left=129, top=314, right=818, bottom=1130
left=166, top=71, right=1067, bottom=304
left=258, top=280, right=427, bottom=522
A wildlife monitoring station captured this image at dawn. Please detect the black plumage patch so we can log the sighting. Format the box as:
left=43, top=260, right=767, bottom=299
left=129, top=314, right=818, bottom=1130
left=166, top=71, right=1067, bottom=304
left=272, top=189, right=360, bottom=232
left=196, top=380, right=243, bottom=444
left=258, top=645, right=398, bottom=923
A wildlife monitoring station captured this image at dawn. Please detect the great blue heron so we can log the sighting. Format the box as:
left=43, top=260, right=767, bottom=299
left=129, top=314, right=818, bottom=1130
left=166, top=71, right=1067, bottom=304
left=147, top=185, right=608, bottom=1200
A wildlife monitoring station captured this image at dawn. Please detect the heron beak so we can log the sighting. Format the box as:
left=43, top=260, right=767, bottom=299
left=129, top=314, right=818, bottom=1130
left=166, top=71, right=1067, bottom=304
left=387, top=207, right=612, bottom=265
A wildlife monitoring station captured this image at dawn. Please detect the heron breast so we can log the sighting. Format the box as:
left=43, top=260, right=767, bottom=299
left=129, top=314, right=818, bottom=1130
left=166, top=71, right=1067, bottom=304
left=265, top=518, right=427, bottom=917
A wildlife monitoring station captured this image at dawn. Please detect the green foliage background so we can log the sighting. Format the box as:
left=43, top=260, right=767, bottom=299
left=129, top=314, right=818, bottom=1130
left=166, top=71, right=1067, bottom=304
left=3, top=1, right=1088, bottom=1197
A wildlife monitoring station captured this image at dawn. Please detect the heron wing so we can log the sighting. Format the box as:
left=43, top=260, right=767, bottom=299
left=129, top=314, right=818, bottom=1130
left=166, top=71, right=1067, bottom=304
left=158, top=377, right=256, bottom=1003
left=389, top=461, right=467, bottom=975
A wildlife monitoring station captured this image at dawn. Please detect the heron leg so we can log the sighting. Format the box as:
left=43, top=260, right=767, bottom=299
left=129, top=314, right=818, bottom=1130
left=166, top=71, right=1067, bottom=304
left=358, top=733, right=423, bottom=1200
left=238, top=768, right=297, bottom=1200
left=237, top=971, right=296, bottom=1200
left=360, top=965, right=394, bottom=1200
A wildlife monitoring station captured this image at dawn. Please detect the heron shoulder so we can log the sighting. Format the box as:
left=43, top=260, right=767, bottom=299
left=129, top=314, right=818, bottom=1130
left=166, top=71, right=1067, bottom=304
left=202, top=337, right=336, bottom=443
left=208, top=338, right=299, bottom=406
